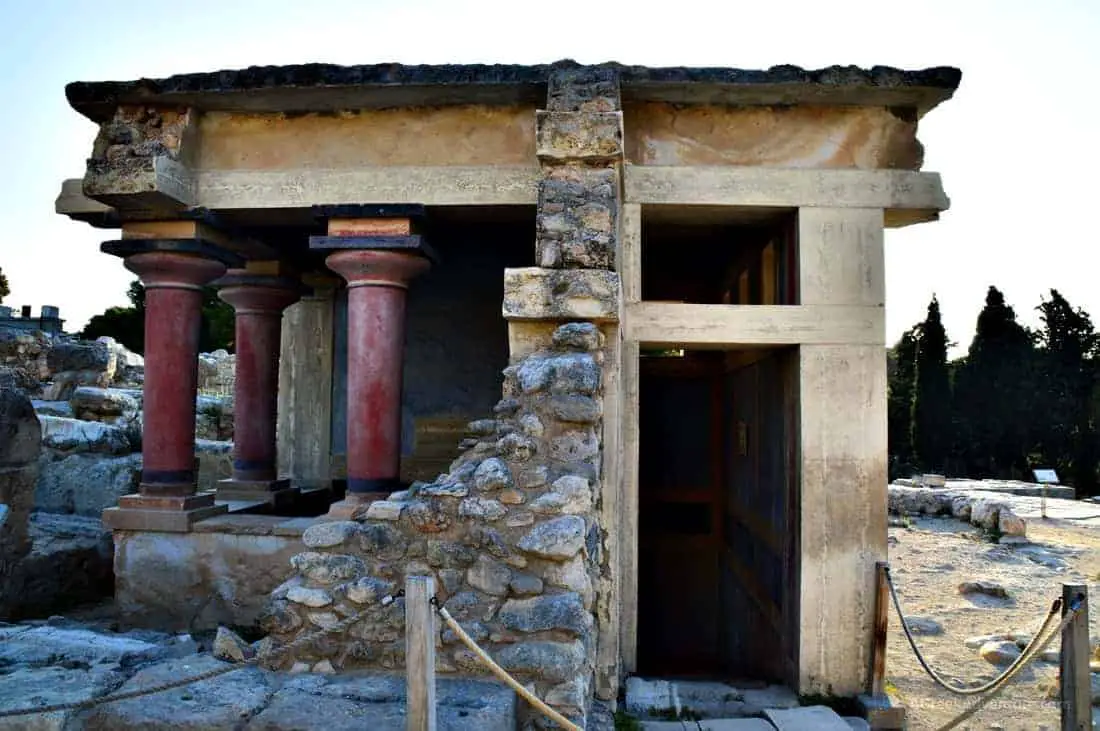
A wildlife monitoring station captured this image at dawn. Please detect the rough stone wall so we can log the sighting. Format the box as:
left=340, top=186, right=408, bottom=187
left=261, top=65, right=624, bottom=729
left=262, top=323, right=606, bottom=727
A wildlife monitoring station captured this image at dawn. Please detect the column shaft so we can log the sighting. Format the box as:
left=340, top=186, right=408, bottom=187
left=323, top=248, right=429, bottom=510
left=346, top=282, right=407, bottom=493
left=214, top=274, right=301, bottom=504
left=140, top=284, right=204, bottom=491
left=232, top=310, right=282, bottom=480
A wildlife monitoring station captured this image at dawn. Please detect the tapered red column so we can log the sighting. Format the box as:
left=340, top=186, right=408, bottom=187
left=104, top=250, right=229, bottom=531
left=214, top=272, right=301, bottom=506
left=326, top=249, right=430, bottom=508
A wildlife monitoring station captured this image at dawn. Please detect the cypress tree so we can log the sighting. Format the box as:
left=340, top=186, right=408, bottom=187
left=887, top=326, right=919, bottom=473
left=1037, top=290, right=1098, bottom=494
left=953, top=287, right=1036, bottom=478
left=911, top=296, right=952, bottom=472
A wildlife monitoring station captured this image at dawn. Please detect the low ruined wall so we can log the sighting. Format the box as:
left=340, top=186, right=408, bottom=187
left=114, top=515, right=312, bottom=631
left=262, top=323, right=604, bottom=726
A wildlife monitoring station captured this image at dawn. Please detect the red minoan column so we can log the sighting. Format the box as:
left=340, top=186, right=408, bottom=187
left=214, top=271, right=302, bottom=507
left=107, top=250, right=229, bottom=531
left=325, top=248, right=430, bottom=511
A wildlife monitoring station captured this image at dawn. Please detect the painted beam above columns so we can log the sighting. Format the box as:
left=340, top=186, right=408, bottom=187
left=623, top=165, right=949, bottom=224
left=625, top=302, right=885, bottom=347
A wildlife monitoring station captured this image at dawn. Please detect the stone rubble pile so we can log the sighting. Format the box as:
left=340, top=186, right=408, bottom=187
left=0, top=322, right=236, bottom=618
left=261, top=322, right=604, bottom=728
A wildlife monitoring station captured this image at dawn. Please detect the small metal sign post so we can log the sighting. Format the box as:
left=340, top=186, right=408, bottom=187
left=1033, top=468, right=1060, bottom=520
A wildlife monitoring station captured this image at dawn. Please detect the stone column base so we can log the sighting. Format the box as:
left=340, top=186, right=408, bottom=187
left=216, top=478, right=299, bottom=509
left=104, top=492, right=227, bottom=532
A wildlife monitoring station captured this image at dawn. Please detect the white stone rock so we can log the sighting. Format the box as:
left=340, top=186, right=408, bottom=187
left=531, top=475, right=592, bottom=515
left=459, top=497, right=507, bottom=521
left=904, top=616, right=943, bottom=636
left=39, top=415, right=133, bottom=455
left=287, top=586, right=333, bottom=608
left=964, top=633, right=1011, bottom=649
left=212, top=626, right=251, bottom=663
left=542, top=555, right=593, bottom=609
left=980, top=640, right=1021, bottom=665
left=365, top=501, right=405, bottom=521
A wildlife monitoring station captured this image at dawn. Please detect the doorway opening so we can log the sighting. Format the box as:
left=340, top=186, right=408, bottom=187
left=636, top=347, right=799, bottom=686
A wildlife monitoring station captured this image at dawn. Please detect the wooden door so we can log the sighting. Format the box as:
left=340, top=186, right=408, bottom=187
left=637, top=357, right=724, bottom=676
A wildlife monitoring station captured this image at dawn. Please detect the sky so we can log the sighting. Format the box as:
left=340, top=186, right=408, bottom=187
left=1, top=0, right=1097, bottom=356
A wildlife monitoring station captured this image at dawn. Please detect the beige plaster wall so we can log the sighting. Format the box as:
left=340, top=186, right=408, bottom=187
left=196, top=105, right=537, bottom=170
left=623, top=102, right=922, bottom=170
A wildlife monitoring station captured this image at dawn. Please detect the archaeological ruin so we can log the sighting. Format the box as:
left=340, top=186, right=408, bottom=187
left=49, top=60, right=961, bottom=725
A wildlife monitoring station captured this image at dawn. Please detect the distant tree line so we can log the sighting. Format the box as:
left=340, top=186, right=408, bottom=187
left=79, top=280, right=235, bottom=354
left=891, top=286, right=1100, bottom=497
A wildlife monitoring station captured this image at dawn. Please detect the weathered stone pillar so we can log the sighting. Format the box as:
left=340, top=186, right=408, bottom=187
left=100, top=236, right=242, bottom=532
left=310, top=208, right=432, bottom=516
left=214, top=270, right=302, bottom=506
left=796, top=207, right=888, bottom=695
left=277, top=275, right=339, bottom=492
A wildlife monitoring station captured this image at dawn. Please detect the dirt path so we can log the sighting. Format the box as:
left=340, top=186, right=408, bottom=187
left=886, top=516, right=1099, bottom=730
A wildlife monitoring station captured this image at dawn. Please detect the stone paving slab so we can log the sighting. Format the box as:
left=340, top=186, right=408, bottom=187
left=0, top=666, right=125, bottom=731
left=764, top=705, right=853, bottom=730
left=0, top=626, right=165, bottom=668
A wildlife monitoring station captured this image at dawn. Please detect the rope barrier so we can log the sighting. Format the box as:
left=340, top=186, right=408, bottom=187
left=885, top=566, right=1062, bottom=696
left=934, top=597, right=1083, bottom=731
left=0, top=592, right=403, bottom=719
left=885, top=564, right=1087, bottom=731
left=432, top=597, right=582, bottom=731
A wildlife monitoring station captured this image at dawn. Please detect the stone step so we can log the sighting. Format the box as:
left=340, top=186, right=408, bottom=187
left=625, top=677, right=799, bottom=719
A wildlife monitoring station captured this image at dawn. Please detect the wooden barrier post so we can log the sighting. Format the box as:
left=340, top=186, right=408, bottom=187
left=1060, top=583, right=1089, bottom=731
left=870, top=561, right=889, bottom=696
left=406, top=575, right=437, bottom=731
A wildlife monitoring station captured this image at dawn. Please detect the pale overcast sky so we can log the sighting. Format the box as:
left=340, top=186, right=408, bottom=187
left=1, top=0, right=1096, bottom=355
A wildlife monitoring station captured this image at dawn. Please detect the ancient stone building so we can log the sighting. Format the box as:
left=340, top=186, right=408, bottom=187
left=56, top=60, right=959, bottom=725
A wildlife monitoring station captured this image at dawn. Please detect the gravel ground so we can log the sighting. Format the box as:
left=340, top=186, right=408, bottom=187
left=886, top=515, right=1099, bottom=730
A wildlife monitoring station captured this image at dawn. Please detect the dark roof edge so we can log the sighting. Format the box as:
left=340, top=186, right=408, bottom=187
left=65, top=60, right=962, bottom=123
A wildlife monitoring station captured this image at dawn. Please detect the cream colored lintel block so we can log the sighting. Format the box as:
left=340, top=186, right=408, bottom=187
left=625, top=302, right=885, bottom=347
left=623, top=165, right=949, bottom=212
left=195, top=165, right=540, bottom=209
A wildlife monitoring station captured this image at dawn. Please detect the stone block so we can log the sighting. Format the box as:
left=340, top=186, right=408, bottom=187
left=856, top=693, right=906, bottom=730
left=502, top=267, right=620, bottom=322
left=536, top=166, right=619, bottom=269
left=764, top=705, right=853, bottom=730
left=39, top=416, right=133, bottom=456
left=536, top=111, right=623, bottom=161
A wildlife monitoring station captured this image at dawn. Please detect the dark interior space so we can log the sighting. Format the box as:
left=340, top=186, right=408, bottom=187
left=636, top=347, right=799, bottom=686
left=640, top=206, right=798, bottom=305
